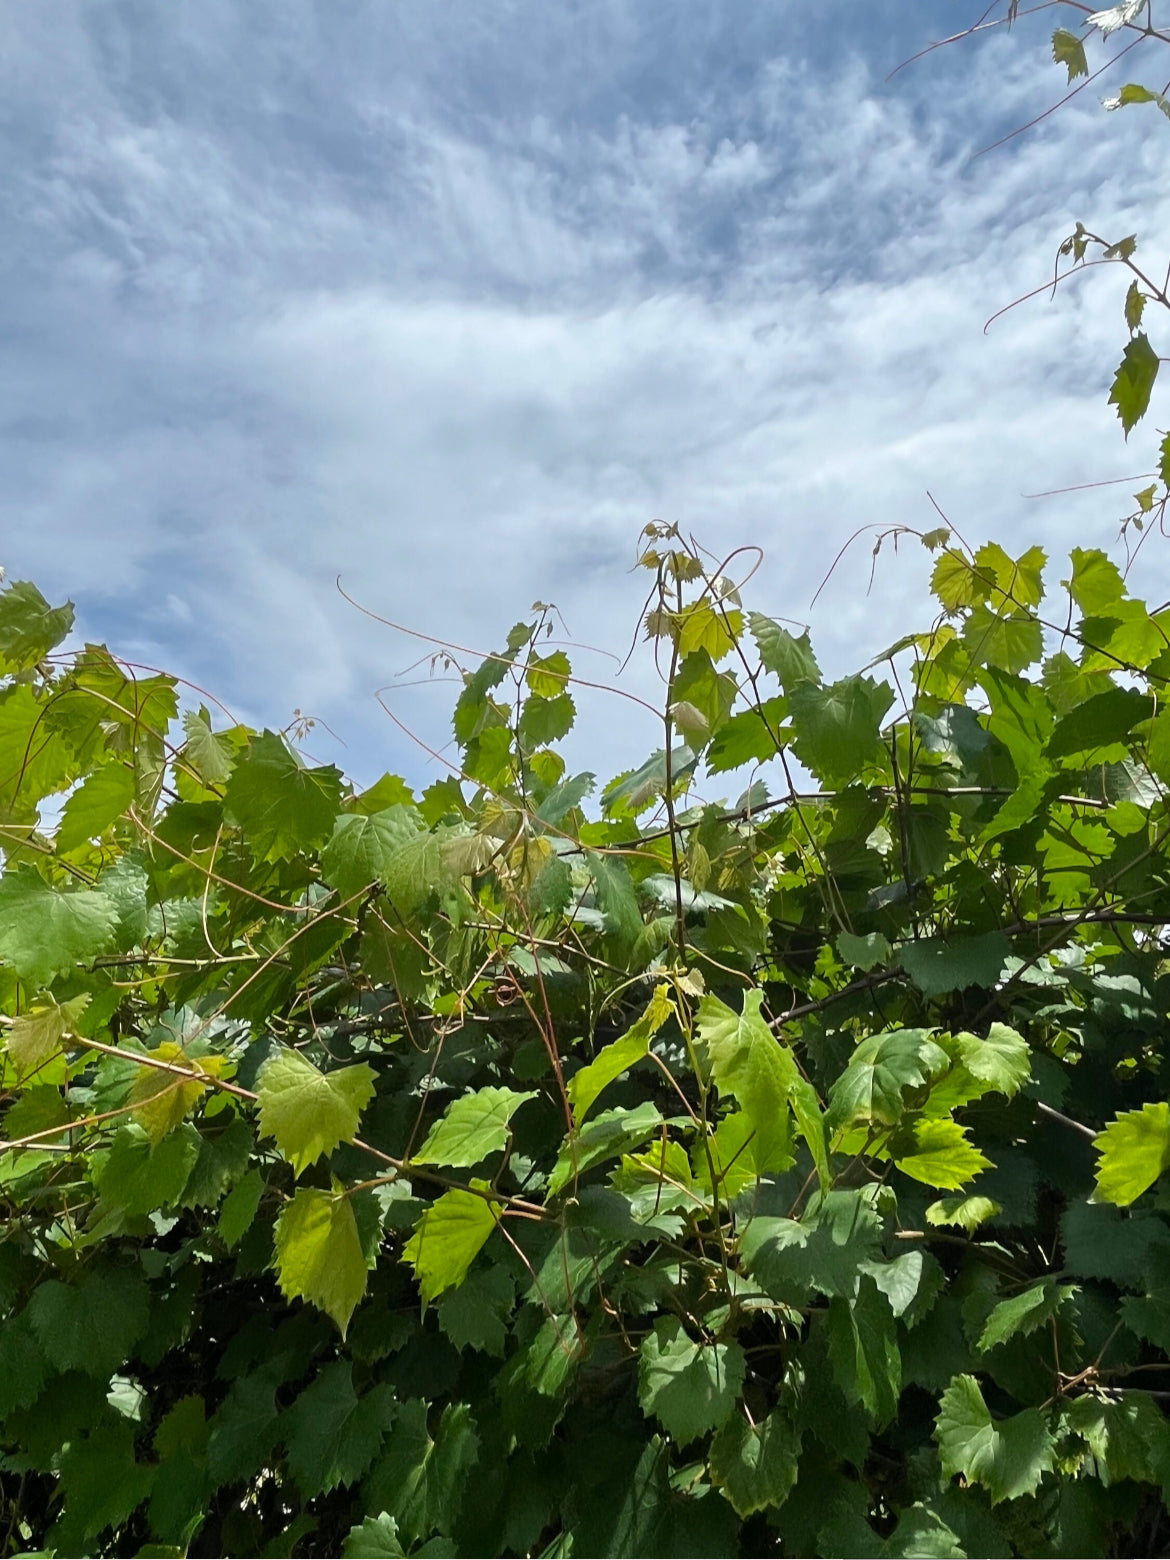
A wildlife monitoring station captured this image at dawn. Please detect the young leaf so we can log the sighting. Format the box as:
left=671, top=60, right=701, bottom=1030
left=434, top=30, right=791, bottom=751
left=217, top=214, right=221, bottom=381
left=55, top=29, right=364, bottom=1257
left=698, top=989, right=799, bottom=1172
left=837, top=931, right=891, bottom=971
left=1093, top=1102, right=1170, bottom=1205
left=343, top=1514, right=406, bottom=1559
left=256, top=1048, right=377, bottom=1177
left=402, top=1184, right=499, bottom=1303
left=412, top=1086, right=537, bottom=1168
left=6, top=992, right=89, bottom=1081
left=955, top=1023, right=1031, bottom=1099
left=638, top=1317, right=745, bottom=1445
left=274, top=1186, right=368, bottom=1337
left=1051, top=27, right=1088, bottom=80
left=1108, top=332, right=1159, bottom=437
left=130, top=1041, right=224, bottom=1143
left=977, top=1280, right=1076, bottom=1353
left=891, top=1118, right=991, bottom=1190
left=567, top=985, right=673, bottom=1126
left=936, top=1375, right=1055, bottom=1504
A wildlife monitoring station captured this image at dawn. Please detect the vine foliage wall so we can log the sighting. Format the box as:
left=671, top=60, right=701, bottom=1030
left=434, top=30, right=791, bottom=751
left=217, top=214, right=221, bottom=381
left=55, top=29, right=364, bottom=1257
left=3, top=520, right=1170, bottom=1557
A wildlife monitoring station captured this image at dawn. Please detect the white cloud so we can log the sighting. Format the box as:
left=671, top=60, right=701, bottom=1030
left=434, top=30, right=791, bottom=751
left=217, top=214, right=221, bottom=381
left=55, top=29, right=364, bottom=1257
left=2, top=0, right=1169, bottom=791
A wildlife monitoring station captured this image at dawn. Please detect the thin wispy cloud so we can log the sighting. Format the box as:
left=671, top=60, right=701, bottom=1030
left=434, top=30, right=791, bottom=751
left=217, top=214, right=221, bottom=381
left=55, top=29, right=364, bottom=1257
left=3, top=1, right=1167, bottom=789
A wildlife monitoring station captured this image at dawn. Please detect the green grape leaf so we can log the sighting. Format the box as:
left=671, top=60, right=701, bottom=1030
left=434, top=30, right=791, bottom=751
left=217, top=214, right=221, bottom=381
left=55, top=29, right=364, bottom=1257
left=788, top=675, right=894, bottom=785
left=708, top=1409, right=801, bottom=1517
left=749, top=614, right=821, bottom=690
left=412, top=1086, right=537, bottom=1168
left=436, top=1264, right=514, bottom=1356
left=977, top=1279, right=1077, bottom=1353
left=274, top=1186, right=368, bottom=1337
left=936, top=1375, right=1055, bottom=1504
left=548, top=1101, right=665, bottom=1196
left=1065, top=1390, right=1170, bottom=1486
left=217, top=1168, right=264, bottom=1249
left=364, top=1400, right=480, bottom=1546
left=0, top=580, right=74, bottom=673
left=93, top=1124, right=202, bottom=1217
left=403, top=1183, right=499, bottom=1303
left=698, top=989, right=799, bottom=1172
left=705, top=702, right=787, bottom=773
left=1109, top=332, right=1159, bottom=436
left=955, top=1023, right=1031, bottom=1099
left=827, top=1029, right=950, bottom=1130
left=567, top=985, right=673, bottom=1126
left=223, top=730, right=343, bottom=861
left=54, top=1420, right=154, bottom=1553
left=891, top=1118, right=992, bottom=1190
left=28, top=1264, right=149, bottom=1378
left=526, top=650, right=571, bottom=698
left=897, top=933, right=1009, bottom=997
left=518, top=692, right=575, bottom=749
left=283, top=1361, right=395, bottom=1497
left=56, top=763, right=135, bottom=852
left=638, top=1317, right=745, bottom=1445
left=825, top=1276, right=901, bottom=1425
left=740, top=1190, right=883, bottom=1304
left=926, top=1196, right=1002, bottom=1232
left=880, top=1504, right=965, bottom=1559
left=256, top=1047, right=376, bottom=1176
left=0, top=867, right=118, bottom=991
left=343, top=1513, right=406, bottom=1559
left=1094, top=1102, right=1170, bottom=1205
left=587, top=850, right=644, bottom=942
left=837, top=930, right=891, bottom=971
left=320, top=807, right=426, bottom=902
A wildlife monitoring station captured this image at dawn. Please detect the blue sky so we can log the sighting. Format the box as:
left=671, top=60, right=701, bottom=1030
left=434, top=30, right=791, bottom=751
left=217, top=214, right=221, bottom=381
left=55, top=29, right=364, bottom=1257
left=4, top=1, right=1169, bottom=794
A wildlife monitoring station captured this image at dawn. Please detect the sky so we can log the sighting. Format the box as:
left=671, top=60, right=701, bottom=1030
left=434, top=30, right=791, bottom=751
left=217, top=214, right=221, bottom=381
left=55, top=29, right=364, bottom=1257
left=4, top=0, right=1170, bottom=797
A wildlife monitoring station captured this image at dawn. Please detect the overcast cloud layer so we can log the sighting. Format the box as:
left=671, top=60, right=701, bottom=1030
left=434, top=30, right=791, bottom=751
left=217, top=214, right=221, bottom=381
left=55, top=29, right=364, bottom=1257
left=3, top=1, right=1169, bottom=792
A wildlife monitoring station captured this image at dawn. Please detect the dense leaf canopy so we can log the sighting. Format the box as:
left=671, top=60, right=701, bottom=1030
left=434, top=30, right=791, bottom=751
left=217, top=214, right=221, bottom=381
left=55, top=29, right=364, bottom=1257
left=3, top=519, right=1170, bottom=1557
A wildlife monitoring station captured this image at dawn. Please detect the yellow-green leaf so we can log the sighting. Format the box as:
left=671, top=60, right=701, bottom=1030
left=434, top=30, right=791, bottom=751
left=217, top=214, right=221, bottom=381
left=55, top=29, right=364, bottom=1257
left=257, top=1048, right=376, bottom=1177
left=274, top=1186, right=368, bottom=1337
left=403, top=1183, right=499, bottom=1303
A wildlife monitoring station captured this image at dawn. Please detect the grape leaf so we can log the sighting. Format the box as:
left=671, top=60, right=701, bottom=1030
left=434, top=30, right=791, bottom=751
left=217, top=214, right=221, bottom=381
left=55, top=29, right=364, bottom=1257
left=274, top=1186, right=368, bottom=1337
left=1052, top=27, right=1088, bottom=80
left=977, top=1279, right=1076, bottom=1353
left=789, top=675, right=894, bottom=785
left=708, top=1410, right=801, bottom=1517
left=749, top=614, right=821, bottom=690
left=827, top=1029, right=949, bottom=1130
left=412, top=1086, right=537, bottom=1168
left=343, top=1513, right=406, bottom=1559
left=283, top=1361, right=395, bottom=1497
left=825, top=1277, right=901, bottom=1425
left=55, top=763, right=135, bottom=852
left=638, top=1317, right=745, bottom=1446
left=223, top=731, right=343, bottom=862
left=6, top=992, right=89, bottom=1082
left=955, top=1023, right=1031, bottom=1099
left=698, top=988, right=799, bottom=1172
left=28, top=1264, right=149, bottom=1378
left=403, top=1184, right=499, bottom=1303
left=890, top=1118, right=992, bottom=1190
left=320, top=808, right=427, bottom=902
left=1094, top=1102, right=1170, bottom=1205
left=567, top=986, right=673, bottom=1126
left=256, top=1047, right=376, bottom=1176
left=0, top=867, right=117, bottom=991
left=936, top=1375, right=1055, bottom=1504
left=1109, top=332, right=1159, bottom=436
left=0, top=580, right=74, bottom=674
